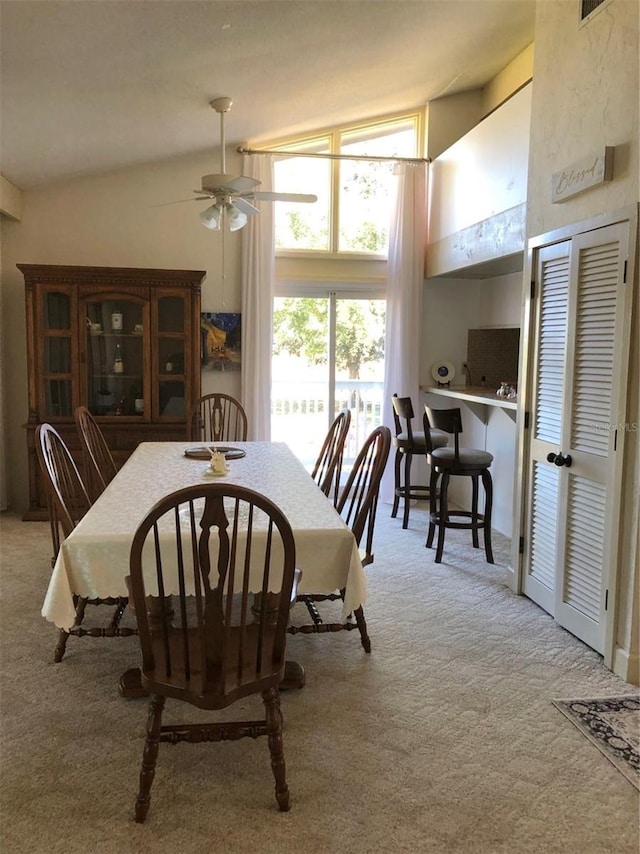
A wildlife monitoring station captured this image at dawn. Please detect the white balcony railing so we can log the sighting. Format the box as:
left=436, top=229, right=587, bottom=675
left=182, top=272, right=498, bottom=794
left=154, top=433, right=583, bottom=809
left=271, top=379, right=384, bottom=472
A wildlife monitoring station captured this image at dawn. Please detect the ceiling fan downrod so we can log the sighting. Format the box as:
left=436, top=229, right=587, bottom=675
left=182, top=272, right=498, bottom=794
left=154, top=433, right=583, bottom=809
left=210, top=96, right=233, bottom=176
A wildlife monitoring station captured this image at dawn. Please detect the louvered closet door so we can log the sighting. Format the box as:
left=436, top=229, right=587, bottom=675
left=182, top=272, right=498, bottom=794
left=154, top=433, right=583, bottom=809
left=523, top=222, right=631, bottom=654
left=523, top=241, right=571, bottom=616
left=554, top=224, right=630, bottom=652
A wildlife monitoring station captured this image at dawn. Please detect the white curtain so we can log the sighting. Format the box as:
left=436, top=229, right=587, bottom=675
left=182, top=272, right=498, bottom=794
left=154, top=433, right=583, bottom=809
left=240, top=154, right=275, bottom=440
left=381, top=161, right=428, bottom=503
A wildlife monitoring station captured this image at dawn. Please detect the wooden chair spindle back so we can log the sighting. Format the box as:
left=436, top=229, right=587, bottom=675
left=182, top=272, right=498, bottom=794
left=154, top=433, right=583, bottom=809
left=129, top=483, right=297, bottom=707
left=35, top=423, right=92, bottom=555
left=336, top=426, right=391, bottom=566
left=311, top=408, right=351, bottom=504
left=189, top=393, right=248, bottom=443
left=74, top=405, right=118, bottom=500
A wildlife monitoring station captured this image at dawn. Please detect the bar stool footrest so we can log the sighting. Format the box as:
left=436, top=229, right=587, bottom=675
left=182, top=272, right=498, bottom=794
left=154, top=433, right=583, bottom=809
left=395, top=485, right=432, bottom=500
left=430, top=510, right=488, bottom=530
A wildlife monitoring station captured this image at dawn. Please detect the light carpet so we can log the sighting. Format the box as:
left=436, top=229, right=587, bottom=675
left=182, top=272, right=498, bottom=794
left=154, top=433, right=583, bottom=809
left=1, top=504, right=639, bottom=854
left=552, top=696, right=640, bottom=790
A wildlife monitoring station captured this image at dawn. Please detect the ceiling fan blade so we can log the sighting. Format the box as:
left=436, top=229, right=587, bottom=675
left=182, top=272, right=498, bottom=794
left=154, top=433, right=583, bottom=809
left=250, top=192, right=318, bottom=203
left=232, top=197, right=260, bottom=216
left=154, top=197, right=211, bottom=207
left=201, top=173, right=241, bottom=193
left=225, top=175, right=261, bottom=194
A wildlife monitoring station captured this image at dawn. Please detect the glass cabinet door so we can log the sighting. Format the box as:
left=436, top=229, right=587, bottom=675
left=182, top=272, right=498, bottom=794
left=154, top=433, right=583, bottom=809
left=156, top=293, right=187, bottom=419
left=82, top=296, right=147, bottom=417
left=42, top=288, right=74, bottom=417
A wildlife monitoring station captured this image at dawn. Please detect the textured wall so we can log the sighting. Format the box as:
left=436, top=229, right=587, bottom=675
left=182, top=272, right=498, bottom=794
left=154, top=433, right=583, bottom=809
left=527, top=0, right=639, bottom=237
left=526, top=0, right=639, bottom=680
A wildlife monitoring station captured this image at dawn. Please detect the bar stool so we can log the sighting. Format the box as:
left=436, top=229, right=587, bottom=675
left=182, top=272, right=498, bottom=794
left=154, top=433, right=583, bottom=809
left=423, top=406, right=494, bottom=564
left=391, top=394, right=448, bottom=529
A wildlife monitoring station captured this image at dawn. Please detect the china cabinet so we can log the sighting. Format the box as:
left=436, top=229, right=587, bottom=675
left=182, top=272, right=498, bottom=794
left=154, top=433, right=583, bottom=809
left=20, top=264, right=205, bottom=520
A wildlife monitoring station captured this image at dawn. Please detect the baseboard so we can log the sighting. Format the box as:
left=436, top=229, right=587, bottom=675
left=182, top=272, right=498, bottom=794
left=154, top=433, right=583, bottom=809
left=613, top=646, right=640, bottom=687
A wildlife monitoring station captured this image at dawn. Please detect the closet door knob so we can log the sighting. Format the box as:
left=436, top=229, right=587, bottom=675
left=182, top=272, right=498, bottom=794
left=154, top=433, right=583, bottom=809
left=547, top=452, right=572, bottom=467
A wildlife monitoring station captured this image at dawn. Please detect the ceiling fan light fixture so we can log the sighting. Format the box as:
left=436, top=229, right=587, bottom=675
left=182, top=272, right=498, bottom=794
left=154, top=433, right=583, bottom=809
left=226, top=203, right=248, bottom=232
left=200, top=203, right=222, bottom=230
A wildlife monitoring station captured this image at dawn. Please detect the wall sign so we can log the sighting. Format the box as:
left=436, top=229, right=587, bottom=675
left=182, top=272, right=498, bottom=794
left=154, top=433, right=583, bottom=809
left=551, top=147, right=614, bottom=203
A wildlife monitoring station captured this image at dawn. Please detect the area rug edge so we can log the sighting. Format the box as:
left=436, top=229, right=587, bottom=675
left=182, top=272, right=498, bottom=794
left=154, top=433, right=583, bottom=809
left=551, top=695, right=640, bottom=791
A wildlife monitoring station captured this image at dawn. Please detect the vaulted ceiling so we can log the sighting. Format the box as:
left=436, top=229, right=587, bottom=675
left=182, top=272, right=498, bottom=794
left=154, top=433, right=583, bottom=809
left=0, top=0, right=535, bottom=190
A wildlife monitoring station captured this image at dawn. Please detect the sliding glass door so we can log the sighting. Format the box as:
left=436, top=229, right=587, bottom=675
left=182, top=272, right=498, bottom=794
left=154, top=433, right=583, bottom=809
left=271, top=292, right=385, bottom=473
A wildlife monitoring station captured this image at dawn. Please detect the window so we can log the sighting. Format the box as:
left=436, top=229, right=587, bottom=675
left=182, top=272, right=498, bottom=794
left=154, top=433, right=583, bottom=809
left=268, top=111, right=420, bottom=471
left=273, top=113, right=420, bottom=256
left=274, top=137, right=331, bottom=251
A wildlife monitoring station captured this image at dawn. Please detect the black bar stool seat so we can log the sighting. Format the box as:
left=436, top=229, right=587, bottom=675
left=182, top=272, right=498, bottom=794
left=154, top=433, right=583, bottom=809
left=423, top=406, right=494, bottom=564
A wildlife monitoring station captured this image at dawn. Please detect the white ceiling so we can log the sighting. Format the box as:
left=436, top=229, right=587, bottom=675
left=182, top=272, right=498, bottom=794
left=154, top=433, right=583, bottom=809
left=0, top=0, right=535, bottom=190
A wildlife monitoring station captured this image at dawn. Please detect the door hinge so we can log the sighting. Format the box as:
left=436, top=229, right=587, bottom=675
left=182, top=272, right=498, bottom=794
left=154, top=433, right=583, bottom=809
left=530, top=279, right=536, bottom=299
left=605, top=589, right=608, bottom=611
left=623, top=259, right=627, bottom=283
left=524, top=411, right=530, bottom=429
left=614, top=428, right=618, bottom=451
left=519, top=536, right=524, bottom=554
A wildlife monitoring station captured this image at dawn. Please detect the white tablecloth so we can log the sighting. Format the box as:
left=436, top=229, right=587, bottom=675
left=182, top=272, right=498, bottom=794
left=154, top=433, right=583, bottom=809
left=42, top=442, right=366, bottom=629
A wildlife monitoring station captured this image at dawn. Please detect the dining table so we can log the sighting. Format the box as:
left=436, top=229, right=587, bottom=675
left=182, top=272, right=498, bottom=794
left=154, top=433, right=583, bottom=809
left=42, top=440, right=367, bottom=692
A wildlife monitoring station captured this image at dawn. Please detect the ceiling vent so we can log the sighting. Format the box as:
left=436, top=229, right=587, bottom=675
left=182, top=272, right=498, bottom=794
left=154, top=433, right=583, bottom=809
left=580, top=0, right=610, bottom=22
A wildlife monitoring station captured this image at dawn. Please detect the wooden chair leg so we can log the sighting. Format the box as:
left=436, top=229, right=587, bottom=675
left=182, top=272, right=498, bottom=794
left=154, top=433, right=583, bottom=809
left=482, top=470, right=494, bottom=564
left=263, top=687, right=290, bottom=812
left=402, top=452, right=413, bottom=529
left=353, top=605, right=371, bottom=653
left=135, top=694, right=166, bottom=823
left=391, top=449, right=402, bottom=518
left=53, top=629, right=71, bottom=663
left=108, top=597, right=128, bottom=630
left=435, top=472, right=450, bottom=563
left=54, top=596, right=88, bottom=662
left=471, top=475, right=480, bottom=548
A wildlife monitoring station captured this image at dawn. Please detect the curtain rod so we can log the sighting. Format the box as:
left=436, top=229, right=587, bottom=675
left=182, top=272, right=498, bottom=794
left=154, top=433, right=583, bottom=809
left=237, top=145, right=430, bottom=164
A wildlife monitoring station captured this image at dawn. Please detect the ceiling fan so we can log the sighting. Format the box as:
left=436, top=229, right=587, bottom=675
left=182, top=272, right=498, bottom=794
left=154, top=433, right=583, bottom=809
left=192, top=96, right=317, bottom=232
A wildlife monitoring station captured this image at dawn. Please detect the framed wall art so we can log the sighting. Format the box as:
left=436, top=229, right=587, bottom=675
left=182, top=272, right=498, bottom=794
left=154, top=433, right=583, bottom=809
left=201, top=312, right=241, bottom=371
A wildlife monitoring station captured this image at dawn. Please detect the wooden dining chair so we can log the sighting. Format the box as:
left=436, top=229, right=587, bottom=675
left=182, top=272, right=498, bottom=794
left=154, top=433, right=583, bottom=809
left=36, top=422, right=91, bottom=564
left=311, top=408, right=351, bottom=505
left=188, top=393, right=248, bottom=443
left=74, top=405, right=118, bottom=501
left=289, top=425, right=391, bottom=653
left=128, top=482, right=299, bottom=823
left=35, top=423, right=133, bottom=662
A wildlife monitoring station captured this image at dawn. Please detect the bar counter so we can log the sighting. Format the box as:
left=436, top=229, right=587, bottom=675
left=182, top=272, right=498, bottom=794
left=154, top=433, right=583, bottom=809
left=422, top=385, right=517, bottom=413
